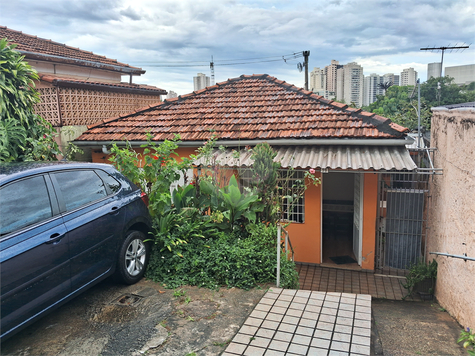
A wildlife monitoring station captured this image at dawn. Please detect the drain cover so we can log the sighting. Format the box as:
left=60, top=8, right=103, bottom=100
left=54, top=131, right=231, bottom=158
left=113, top=294, right=143, bottom=306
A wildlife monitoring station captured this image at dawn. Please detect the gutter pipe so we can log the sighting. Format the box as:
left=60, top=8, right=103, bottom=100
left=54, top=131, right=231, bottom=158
left=75, top=136, right=414, bottom=148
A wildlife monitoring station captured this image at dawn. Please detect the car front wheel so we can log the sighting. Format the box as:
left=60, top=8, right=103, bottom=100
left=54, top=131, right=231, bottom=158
left=116, top=230, right=150, bottom=284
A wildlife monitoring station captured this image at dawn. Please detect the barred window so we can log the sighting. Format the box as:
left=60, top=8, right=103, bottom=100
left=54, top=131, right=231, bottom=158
left=278, top=170, right=305, bottom=223
left=239, top=168, right=305, bottom=223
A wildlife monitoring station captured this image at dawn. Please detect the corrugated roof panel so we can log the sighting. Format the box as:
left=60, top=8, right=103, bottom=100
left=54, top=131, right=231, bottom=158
left=194, top=145, right=417, bottom=171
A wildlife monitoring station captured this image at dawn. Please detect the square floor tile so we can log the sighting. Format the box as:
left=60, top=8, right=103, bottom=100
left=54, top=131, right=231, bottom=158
left=282, top=289, right=297, bottom=296
left=289, top=302, right=306, bottom=311
left=338, top=310, right=354, bottom=319
left=350, top=343, right=370, bottom=355
left=299, top=318, right=317, bottom=329
left=282, top=315, right=300, bottom=324
left=316, top=321, right=334, bottom=332
left=263, top=350, right=285, bottom=356
left=261, top=319, right=280, bottom=330
left=331, top=340, right=350, bottom=352
left=310, top=292, right=326, bottom=300
left=319, top=314, right=336, bottom=323
left=250, top=310, right=268, bottom=319
left=244, top=345, right=266, bottom=356
left=352, top=326, right=371, bottom=338
left=266, top=313, right=284, bottom=322
left=225, top=342, right=247, bottom=354
left=321, top=307, right=338, bottom=316
left=308, top=346, right=330, bottom=355
left=336, top=317, right=353, bottom=326
left=305, top=304, right=321, bottom=313
left=323, top=301, right=340, bottom=309
left=274, top=330, right=293, bottom=342
left=328, top=350, right=349, bottom=356
left=339, top=303, right=355, bottom=312
left=354, top=312, right=371, bottom=321
left=353, top=319, right=371, bottom=329
left=332, top=332, right=351, bottom=343
left=355, top=306, right=371, bottom=314
left=287, top=342, right=309, bottom=354
left=274, top=300, right=291, bottom=308
left=250, top=336, right=271, bottom=348
left=292, top=334, right=311, bottom=346
left=255, top=303, right=272, bottom=312
left=293, top=296, right=308, bottom=304
left=307, top=299, right=324, bottom=307
left=240, top=325, right=258, bottom=335
left=313, top=329, right=332, bottom=340
left=256, top=328, right=275, bottom=339
left=286, top=308, right=303, bottom=317
left=295, top=325, right=315, bottom=337
left=296, top=290, right=311, bottom=298
left=351, top=335, right=370, bottom=346
left=233, top=333, right=254, bottom=344
left=270, top=306, right=287, bottom=315
left=260, top=297, right=276, bottom=306
left=268, top=339, right=289, bottom=351
left=277, top=322, right=297, bottom=333
left=278, top=294, right=294, bottom=302
left=334, top=324, right=352, bottom=334
left=302, top=311, right=319, bottom=320
left=245, top=317, right=263, bottom=327
left=311, top=337, right=331, bottom=348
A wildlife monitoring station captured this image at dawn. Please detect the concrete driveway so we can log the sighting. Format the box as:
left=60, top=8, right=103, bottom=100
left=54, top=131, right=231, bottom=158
left=1, top=278, right=268, bottom=356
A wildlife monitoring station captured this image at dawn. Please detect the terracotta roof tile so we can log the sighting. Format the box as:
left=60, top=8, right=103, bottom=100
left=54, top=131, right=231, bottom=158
left=1, top=26, right=144, bottom=74
left=76, top=74, right=409, bottom=143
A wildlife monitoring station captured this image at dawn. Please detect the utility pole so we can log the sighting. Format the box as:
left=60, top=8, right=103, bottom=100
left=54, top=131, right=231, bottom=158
left=420, top=45, right=469, bottom=77
left=303, top=51, right=310, bottom=91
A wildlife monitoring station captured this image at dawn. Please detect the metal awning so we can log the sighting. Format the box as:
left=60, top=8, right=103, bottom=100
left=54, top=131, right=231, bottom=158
left=194, top=145, right=417, bottom=171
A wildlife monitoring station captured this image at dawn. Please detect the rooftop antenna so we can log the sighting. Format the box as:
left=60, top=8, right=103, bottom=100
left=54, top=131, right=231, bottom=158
left=420, top=44, right=470, bottom=77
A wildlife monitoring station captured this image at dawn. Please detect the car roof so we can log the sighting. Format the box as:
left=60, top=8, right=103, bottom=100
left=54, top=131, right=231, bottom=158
left=0, top=161, right=116, bottom=185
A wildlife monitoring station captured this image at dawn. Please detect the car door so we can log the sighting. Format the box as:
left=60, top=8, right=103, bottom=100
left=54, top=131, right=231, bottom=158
left=50, top=169, right=124, bottom=291
left=0, top=174, right=70, bottom=339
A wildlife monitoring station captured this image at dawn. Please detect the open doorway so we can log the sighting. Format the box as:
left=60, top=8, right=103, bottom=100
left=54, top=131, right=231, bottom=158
left=322, top=172, right=358, bottom=267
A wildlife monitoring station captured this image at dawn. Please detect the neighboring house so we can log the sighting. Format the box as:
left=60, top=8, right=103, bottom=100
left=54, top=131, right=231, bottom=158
left=427, top=102, right=475, bottom=329
left=0, top=26, right=166, bottom=158
left=75, top=74, right=420, bottom=271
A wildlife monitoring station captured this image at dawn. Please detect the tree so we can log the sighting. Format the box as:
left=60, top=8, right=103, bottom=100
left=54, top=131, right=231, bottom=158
left=363, top=76, right=475, bottom=131
left=0, top=38, right=61, bottom=162
left=377, top=81, right=393, bottom=95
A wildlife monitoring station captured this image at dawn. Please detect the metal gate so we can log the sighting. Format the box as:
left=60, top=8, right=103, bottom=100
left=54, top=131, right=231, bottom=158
left=375, top=172, right=430, bottom=276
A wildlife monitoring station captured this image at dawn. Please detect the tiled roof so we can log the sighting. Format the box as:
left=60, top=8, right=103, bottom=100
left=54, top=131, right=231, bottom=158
left=39, top=74, right=166, bottom=95
left=76, top=74, right=409, bottom=143
left=0, top=26, right=144, bottom=74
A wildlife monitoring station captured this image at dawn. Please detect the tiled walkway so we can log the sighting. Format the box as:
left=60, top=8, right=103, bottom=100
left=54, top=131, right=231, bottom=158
left=296, top=264, right=419, bottom=301
left=224, top=288, right=372, bottom=356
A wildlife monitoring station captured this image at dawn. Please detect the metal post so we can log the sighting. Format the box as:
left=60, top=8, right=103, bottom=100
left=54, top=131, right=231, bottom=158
left=417, top=79, right=421, bottom=149
left=303, top=51, right=310, bottom=91
left=277, top=223, right=281, bottom=287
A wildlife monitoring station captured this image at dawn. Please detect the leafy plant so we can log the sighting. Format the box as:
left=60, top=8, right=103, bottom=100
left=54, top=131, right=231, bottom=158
left=0, top=38, right=63, bottom=162
left=400, top=259, right=437, bottom=300
left=458, top=327, right=475, bottom=356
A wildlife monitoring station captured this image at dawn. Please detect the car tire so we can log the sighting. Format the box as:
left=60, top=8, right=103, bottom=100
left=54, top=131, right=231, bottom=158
left=116, top=230, right=150, bottom=284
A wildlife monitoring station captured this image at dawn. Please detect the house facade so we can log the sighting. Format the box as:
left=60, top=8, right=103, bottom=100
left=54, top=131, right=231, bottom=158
left=0, top=26, right=166, bottom=158
left=74, top=74, right=418, bottom=271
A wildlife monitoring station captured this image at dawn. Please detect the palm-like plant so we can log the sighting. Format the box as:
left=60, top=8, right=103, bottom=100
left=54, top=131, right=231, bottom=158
left=377, top=81, right=393, bottom=95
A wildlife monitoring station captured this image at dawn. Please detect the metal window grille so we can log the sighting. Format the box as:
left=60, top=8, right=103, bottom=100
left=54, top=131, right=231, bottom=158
left=238, top=168, right=305, bottom=223
left=278, top=170, right=305, bottom=223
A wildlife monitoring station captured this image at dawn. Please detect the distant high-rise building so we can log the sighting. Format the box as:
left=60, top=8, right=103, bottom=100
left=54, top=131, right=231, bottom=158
left=193, top=73, right=210, bottom=91
left=325, top=60, right=342, bottom=92
left=167, top=90, right=178, bottom=99
left=382, top=73, right=400, bottom=86
left=363, top=73, right=384, bottom=107
left=310, top=67, right=326, bottom=92
left=400, top=68, right=418, bottom=86
left=427, top=63, right=442, bottom=79
left=445, top=64, right=475, bottom=85
left=337, top=62, right=364, bottom=107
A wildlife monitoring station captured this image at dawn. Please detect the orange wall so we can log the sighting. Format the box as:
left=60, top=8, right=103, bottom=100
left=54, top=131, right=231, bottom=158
left=91, top=146, right=199, bottom=165
left=286, top=173, right=322, bottom=264
left=361, top=173, right=378, bottom=270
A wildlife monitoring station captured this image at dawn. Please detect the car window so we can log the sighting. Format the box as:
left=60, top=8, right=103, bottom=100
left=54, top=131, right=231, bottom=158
left=53, top=170, right=107, bottom=211
left=95, top=170, right=121, bottom=194
left=0, top=176, right=53, bottom=236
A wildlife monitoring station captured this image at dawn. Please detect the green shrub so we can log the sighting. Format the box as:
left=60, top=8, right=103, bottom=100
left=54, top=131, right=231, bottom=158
left=146, top=222, right=299, bottom=290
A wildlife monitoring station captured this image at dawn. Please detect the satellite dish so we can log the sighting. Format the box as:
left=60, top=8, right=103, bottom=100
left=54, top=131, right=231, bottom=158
left=297, top=63, right=303, bottom=72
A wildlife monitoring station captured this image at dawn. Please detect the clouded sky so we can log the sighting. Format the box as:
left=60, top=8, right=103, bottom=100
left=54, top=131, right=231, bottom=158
left=2, top=0, right=474, bottom=95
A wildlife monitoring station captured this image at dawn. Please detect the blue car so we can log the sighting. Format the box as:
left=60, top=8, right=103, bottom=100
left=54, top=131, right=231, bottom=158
left=0, top=162, right=152, bottom=340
